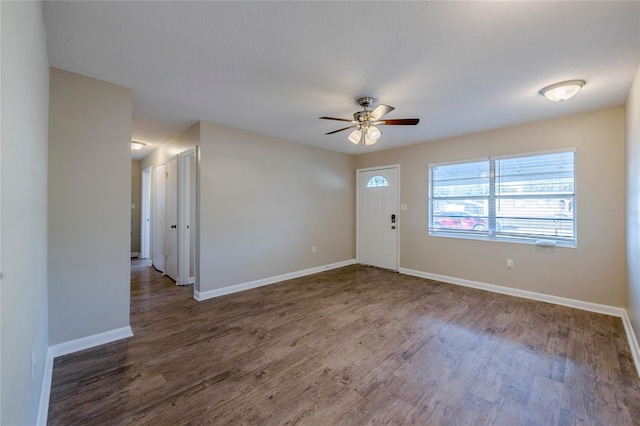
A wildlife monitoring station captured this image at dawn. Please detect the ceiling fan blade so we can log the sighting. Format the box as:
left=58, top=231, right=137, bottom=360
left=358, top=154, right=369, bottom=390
left=369, top=104, right=395, bottom=120
left=377, top=118, right=420, bottom=126
left=325, top=125, right=357, bottom=135
left=319, top=116, right=355, bottom=123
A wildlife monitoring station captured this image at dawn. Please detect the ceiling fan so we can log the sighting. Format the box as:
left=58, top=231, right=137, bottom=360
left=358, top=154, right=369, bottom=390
left=320, top=97, right=419, bottom=146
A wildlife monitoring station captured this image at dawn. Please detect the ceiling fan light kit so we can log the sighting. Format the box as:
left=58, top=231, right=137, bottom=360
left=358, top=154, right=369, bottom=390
left=348, top=129, right=361, bottom=144
left=367, top=125, right=381, bottom=140
left=320, top=97, right=419, bottom=147
left=539, top=80, right=585, bottom=102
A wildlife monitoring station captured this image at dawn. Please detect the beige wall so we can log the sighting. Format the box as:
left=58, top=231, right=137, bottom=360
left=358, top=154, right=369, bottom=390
left=626, top=66, right=640, bottom=339
left=131, top=159, right=141, bottom=254
left=48, top=68, right=132, bottom=345
left=356, top=108, right=626, bottom=307
left=0, top=2, right=50, bottom=424
left=198, top=121, right=356, bottom=293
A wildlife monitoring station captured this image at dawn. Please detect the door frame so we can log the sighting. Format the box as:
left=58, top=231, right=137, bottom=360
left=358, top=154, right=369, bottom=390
left=178, top=147, right=196, bottom=286
left=165, top=156, right=179, bottom=282
left=356, top=164, right=401, bottom=271
left=140, top=167, right=152, bottom=259
left=151, top=164, right=167, bottom=273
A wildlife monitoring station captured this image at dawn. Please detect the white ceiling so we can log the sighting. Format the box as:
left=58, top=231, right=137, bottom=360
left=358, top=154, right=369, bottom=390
left=43, top=1, right=640, bottom=158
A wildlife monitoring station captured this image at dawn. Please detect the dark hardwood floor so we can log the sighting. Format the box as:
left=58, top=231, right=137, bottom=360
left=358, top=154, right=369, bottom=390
left=48, top=259, right=640, bottom=425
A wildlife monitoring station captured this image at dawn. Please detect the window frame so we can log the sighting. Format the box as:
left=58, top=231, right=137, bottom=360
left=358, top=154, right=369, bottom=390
left=428, top=149, right=577, bottom=248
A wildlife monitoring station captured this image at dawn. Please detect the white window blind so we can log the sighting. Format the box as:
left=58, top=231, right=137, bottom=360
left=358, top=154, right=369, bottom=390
left=429, top=151, right=576, bottom=246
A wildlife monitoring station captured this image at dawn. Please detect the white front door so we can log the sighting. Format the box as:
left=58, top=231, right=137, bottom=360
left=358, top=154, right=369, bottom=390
left=165, top=156, right=178, bottom=282
left=152, top=164, right=166, bottom=272
left=357, top=166, right=399, bottom=270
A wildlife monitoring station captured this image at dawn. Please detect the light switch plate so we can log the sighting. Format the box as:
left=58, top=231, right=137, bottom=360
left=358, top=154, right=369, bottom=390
left=400, top=204, right=407, bottom=211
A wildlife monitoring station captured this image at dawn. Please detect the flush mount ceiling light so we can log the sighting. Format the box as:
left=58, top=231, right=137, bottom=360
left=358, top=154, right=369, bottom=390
left=539, top=80, right=585, bottom=102
left=131, top=141, right=145, bottom=151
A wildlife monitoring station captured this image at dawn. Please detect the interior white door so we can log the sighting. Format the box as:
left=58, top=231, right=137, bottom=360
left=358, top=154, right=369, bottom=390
left=140, top=167, right=151, bottom=259
left=178, top=148, right=195, bottom=286
left=165, top=156, right=178, bottom=282
left=152, top=164, right=166, bottom=272
left=357, top=167, right=399, bottom=270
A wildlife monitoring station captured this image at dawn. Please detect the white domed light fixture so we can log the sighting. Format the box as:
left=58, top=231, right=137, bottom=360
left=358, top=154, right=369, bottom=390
left=539, top=80, right=585, bottom=102
left=131, top=141, right=145, bottom=151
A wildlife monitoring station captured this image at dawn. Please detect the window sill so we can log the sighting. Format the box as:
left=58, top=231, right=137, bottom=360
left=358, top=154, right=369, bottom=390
left=428, top=231, right=576, bottom=249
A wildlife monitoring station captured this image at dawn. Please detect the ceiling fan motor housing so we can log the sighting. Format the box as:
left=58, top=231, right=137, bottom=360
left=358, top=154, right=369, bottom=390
left=357, top=97, right=375, bottom=109
left=354, top=111, right=369, bottom=123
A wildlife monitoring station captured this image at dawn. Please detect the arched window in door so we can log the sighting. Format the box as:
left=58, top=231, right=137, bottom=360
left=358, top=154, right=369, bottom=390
left=367, top=175, right=389, bottom=188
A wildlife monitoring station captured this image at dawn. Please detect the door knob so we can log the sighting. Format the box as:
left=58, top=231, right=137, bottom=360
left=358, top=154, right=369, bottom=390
left=170, top=225, right=177, bottom=228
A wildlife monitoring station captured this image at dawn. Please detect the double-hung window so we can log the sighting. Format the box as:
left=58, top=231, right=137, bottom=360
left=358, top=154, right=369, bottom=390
left=429, top=150, right=576, bottom=247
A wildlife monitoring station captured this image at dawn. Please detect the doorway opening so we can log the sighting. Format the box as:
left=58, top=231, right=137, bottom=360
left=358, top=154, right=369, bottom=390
left=148, top=147, right=198, bottom=288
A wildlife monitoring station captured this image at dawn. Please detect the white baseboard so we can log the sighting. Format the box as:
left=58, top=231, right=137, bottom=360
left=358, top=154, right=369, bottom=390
left=399, top=267, right=640, bottom=376
left=399, top=268, right=625, bottom=317
left=48, top=326, right=134, bottom=358
left=130, top=252, right=141, bottom=258
left=38, top=326, right=133, bottom=425
left=621, top=310, right=640, bottom=376
left=188, top=276, right=195, bottom=285
left=195, top=259, right=356, bottom=302
left=36, top=348, right=54, bottom=426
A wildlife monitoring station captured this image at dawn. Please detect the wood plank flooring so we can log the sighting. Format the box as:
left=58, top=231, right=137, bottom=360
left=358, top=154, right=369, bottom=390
left=48, top=260, right=640, bottom=425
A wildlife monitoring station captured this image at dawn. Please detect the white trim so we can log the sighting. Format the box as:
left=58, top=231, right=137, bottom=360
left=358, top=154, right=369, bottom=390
left=38, top=326, right=133, bottom=425
left=188, top=276, right=195, bottom=285
left=48, top=326, right=133, bottom=358
left=356, top=164, right=401, bottom=173
left=178, top=147, right=196, bottom=286
left=621, top=310, right=640, bottom=376
left=130, top=252, right=141, bottom=258
left=490, top=146, right=576, bottom=161
left=399, top=268, right=624, bottom=316
left=427, top=147, right=576, bottom=168
left=140, top=167, right=152, bottom=260
left=36, top=348, right=54, bottom=426
left=194, top=259, right=356, bottom=302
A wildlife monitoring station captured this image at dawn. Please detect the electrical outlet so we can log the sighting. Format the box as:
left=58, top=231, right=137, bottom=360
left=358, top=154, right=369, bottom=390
left=312, top=245, right=317, bottom=254
left=506, top=258, right=514, bottom=269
